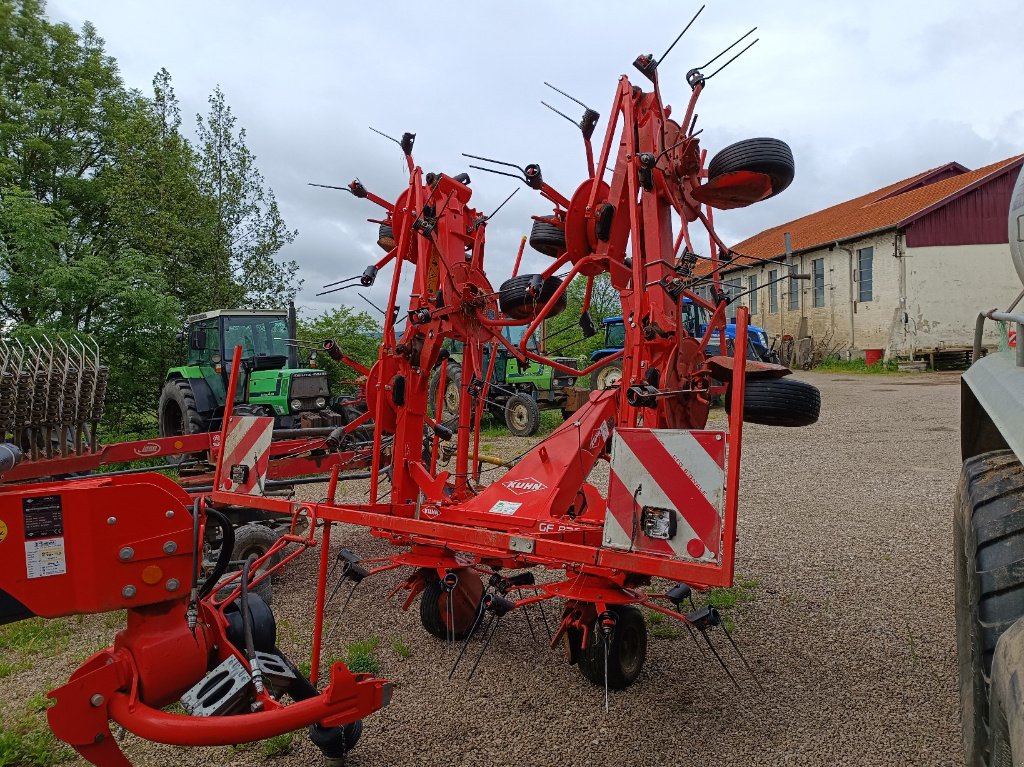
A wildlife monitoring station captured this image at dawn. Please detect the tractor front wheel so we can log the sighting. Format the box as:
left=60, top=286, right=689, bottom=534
left=590, top=360, right=623, bottom=391
left=504, top=393, right=540, bottom=437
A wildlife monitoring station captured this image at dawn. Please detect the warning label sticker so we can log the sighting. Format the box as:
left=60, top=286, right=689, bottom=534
left=25, top=537, right=66, bottom=579
left=488, top=501, right=521, bottom=516
left=0, top=519, right=7, bottom=543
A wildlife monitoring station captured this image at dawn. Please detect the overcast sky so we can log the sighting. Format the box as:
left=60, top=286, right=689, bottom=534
left=51, top=1, right=1023, bottom=320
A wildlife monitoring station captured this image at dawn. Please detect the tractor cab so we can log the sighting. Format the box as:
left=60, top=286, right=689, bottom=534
left=161, top=309, right=331, bottom=438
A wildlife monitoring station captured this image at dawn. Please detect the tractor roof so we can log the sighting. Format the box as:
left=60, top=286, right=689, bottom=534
left=186, top=309, right=287, bottom=324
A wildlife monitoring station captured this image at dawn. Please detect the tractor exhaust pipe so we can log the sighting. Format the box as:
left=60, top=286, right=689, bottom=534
left=287, top=300, right=298, bottom=369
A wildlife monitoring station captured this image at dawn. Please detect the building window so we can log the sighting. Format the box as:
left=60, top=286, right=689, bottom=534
left=788, top=264, right=800, bottom=311
left=812, top=258, right=825, bottom=307
left=725, top=278, right=741, bottom=320
left=769, top=269, right=778, bottom=313
left=747, top=275, right=758, bottom=315
left=857, top=247, right=873, bottom=302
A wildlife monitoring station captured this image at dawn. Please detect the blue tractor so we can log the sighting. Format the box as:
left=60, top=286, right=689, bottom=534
left=589, top=299, right=778, bottom=390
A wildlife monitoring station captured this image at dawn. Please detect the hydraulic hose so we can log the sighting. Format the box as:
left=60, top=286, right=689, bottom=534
left=197, top=506, right=235, bottom=599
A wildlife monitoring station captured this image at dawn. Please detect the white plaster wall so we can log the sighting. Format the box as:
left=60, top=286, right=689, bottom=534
left=899, top=243, right=1021, bottom=351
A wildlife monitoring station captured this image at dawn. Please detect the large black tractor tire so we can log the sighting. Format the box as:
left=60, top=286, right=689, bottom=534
left=590, top=359, right=623, bottom=391
left=498, top=274, right=567, bottom=320
left=504, top=393, right=540, bottom=437
left=427, top=362, right=462, bottom=425
left=725, top=377, right=820, bottom=427
left=377, top=223, right=395, bottom=251
left=529, top=220, right=567, bottom=257
left=419, top=573, right=484, bottom=641
left=158, top=379, right=208, bottom=464
left=576, top=604, right=648, bottom=690
left=955, top=450, right=1024, bottom=767
left=707, top=138, right=795, bottom=198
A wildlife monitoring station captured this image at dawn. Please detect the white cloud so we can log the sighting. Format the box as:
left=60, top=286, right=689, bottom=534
left=50, top=0, right=1023, bottom=316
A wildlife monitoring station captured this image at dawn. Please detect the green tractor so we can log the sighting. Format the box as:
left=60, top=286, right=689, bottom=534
left=429, top=324, right=581, bottom=437
left=159, top=306, right=331, bottom=440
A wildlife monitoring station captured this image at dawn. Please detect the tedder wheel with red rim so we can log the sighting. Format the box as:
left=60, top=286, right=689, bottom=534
left=419, top=569, right=485, bottom=641
left=575, top=604, right=648, bottom=690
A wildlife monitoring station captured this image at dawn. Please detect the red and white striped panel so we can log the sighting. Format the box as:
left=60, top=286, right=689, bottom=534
left=218, top=415, right=274, bottom=495
left=603, top=428, right=726, bottom=563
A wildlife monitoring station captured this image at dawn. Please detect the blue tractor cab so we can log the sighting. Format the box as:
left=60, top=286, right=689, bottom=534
left=588, top=299, right=776, bottom=390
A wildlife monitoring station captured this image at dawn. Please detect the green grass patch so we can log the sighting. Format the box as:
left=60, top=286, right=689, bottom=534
left=0, top=618, right=73, bottom=656
left=341, top=637, right=380, bottom=674
left=0, top=659, right=29, bottom=679
left=260, top=733, right=295, bottom=758
left=813, top=356, right=903, bottom=374
left=391, top=639, right=412, bottom=659
left=0, top=694, right=73, bottom=766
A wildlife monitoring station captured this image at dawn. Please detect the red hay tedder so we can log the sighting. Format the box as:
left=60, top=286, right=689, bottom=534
left=0, top=14, right=821, bottom=765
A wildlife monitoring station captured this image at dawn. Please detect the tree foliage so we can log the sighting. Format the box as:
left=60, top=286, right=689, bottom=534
left=296, top=306, right=380, bottom=395
left=0, top=0, right=300, bottom=433
left=544, top=273, right=621, bottom=365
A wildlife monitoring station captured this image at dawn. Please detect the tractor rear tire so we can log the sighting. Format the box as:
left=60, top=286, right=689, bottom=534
left=419, top=572, right=484, bottom=641
left=377, top=223, right=395, bottom=251
left=577, top=604, right=647, bottom=690
left=529, top=220, right=567, bottom=257
left=158, top=379, right=208, bottom=464
left=498, top=275, right=567, bottom=320
left=955, top=450, right=1024, bottom=767
left=504, top=393, right=540, bottom=437
left=590, top=359, right=623, bottom=391
left=724, top=377, right=820, bottom=427
left=707, top=138, right=795, bottom=198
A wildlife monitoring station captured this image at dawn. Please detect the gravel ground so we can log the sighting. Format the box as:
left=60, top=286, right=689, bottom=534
left=1, top=371, right=964, bottom=766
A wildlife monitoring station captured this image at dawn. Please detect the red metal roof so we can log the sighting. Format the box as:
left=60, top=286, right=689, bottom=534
left=700, top=155, right=1024, bottom=276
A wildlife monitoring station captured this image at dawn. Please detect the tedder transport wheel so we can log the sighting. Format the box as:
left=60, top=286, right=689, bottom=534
left=158, top=379, right=208, bottom=464
left=577, top=605, right=648, bottom=690
left=529, top=220, right=567, bottom=257
left=504, top=393, right=540, bottom=437
left=725, top=377, right=820, bottom=427
left=590, top=359, right=623, bottom=391
left=498, top=274, right=567, bottom=320
left=955, top=450, right=1024, bottom=767
left=419, top=570, right=485, bottom=641
left=427, top=362, right=462, bottom=425
left=707, top=137, right=795, bottom=198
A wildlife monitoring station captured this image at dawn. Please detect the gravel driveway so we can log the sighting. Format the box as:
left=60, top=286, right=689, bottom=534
left=2, top=372, right=964, bottom=766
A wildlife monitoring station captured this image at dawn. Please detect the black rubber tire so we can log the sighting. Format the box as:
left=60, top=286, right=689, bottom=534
left=529, top=220, right=567, bottom=258
left=427, top=362, right=462, bottom=424
left=215, top=568, right=274, bottom=606
left=158, top=379, right=208, bottom=464
left=707, top=138, right=795, bottom=198
left=504, top=393, right=540, bottom=437
left=498, top=275, right=567, bottom=321
left=955, top=450, right=1024, bottom=767
left=310, top=720, right=363, bottom=759
left=231, top=523, right=284, bottom=569
left=725, top=377, right=820, bottom=427
left=377, top=223, right=395, bottom=251
left=419, top=577, right=483, bottom=641
left=590, top=359, right=623, bottom=391
left=577, top=605, right=647, bottom=690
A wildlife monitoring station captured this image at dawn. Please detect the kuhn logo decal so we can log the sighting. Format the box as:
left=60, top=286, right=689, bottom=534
left=133, top=442, right=161, bottom=457
left=422, top=507, right=441, bottom=518
left=502, top=477, right=547, bottom=495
